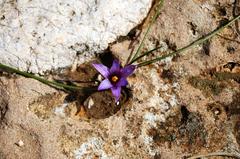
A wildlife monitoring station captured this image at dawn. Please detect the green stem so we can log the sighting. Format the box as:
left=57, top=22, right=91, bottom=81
left=129, top=0, right=164, bottom=63
left=187, top=151, right=240, bottom=159
left=136, top=14, right=240, bottom=67
left=129, top=45, right=162, bottom=64
left=0, top=63, right=84, bottom=91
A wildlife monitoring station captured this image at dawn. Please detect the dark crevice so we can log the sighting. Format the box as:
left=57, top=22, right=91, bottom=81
left=161, top=69, right=175, bottom=81
left=218, top=18, right=229, bottom=26
left=98, top=49, right=115, bottom=68
left=218, top=7, right=227, bottom=16
left=202, top=40, right=211, bottom=56
left=0, top=86, right=9, bottom=125
left=233, top=0, right=240, bottom=35
left=165, top=39, right=177, bottom=51
left=227, top=46, right=236, bottom=54
left=223, top=62, right=240, bottom=71
left=180, top=105, right=190, bottom=124
left=224, top=92, right=240, bottom=117
left=187, top=22, right=198, bottom=36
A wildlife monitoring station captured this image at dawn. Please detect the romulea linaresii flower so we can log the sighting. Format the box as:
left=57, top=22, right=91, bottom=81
left=92, top=60, right=135, bottom=102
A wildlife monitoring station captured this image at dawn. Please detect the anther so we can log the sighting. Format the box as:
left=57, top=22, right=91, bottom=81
left=111, top=76, right=118, bottom=82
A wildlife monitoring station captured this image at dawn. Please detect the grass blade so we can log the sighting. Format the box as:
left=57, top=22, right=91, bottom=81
left=129, top=0, right=164, bottom=63
left=0, top=63, right=87, bottom=91
left=137, top=14, right=240, bottom=67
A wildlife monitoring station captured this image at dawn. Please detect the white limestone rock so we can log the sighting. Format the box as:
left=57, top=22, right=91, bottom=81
left=0, top=0, right=152, bottom=73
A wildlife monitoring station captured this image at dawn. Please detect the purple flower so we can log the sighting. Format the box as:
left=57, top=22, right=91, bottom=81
left=92, top=60, right=136, bottom=102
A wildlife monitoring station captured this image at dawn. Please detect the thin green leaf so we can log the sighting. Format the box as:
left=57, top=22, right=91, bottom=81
left=129, top=45, right=162, bottom=64
left=0, top=63, right=91, bottom=91
left=129, top=0, right=164, bottom=63
left=137, top=14, right=240, bottom=67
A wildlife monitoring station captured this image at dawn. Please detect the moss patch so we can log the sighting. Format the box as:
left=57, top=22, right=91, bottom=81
left=213, top=72, right=240, bottom=83
left=147, top=107, right=207, bottom=152
left=188, top=76, right=225, bottom=95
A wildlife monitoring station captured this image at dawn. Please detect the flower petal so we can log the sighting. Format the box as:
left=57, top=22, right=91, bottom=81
left=92, top=63, right=110, bottom=78
left=121, top=65, right=136, bottom=77
left=111, top=86, right=121, bottom=101
left=116, top=78, right=128, bottom=87
left=98, top=79, right=113, bottom=91
left=110, top=60, right=121, bottom=73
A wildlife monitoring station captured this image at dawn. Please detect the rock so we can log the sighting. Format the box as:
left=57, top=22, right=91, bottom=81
left=16, top=140, right=24, bottom=147
left=0, top=0, right=153, bottom=73
left=83, top=97, right=94, bottom=109
left=0, top=124, right=41, bottom=159
left=1, top=0, right=240, bottom=158
left=110, top=40, right=132, bottom=65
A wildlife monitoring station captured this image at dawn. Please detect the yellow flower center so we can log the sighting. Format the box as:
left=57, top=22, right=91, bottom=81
left=111, top=76, right=119, bottom=82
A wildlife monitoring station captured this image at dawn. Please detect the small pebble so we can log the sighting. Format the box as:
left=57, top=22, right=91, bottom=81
left=16, top=140, right=24, bottom=147
left=97, top=74, right=103, bottom=81
left=214, top=110, right=220, bottom=115
left=83, top=97, right=95, bottom=109
left=87, top=98, right=94, bottom=109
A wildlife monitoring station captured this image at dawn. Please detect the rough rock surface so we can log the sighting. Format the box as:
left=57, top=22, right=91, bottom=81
left=0, top=0, right=240, bottom=159
left=0, top=0, right=152, bottom=73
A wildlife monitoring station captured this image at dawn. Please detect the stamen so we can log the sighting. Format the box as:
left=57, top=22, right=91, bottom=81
left=111, top=76, right=118, bottom=82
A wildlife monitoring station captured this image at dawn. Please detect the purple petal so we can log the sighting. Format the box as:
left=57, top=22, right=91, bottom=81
left=116, top=78, right=128, bottom=87
left=111, top=86, right=121, bottom=101
left=121, top=65, right=136, bottom=77
left=110, top=60, right=121, bottom=73
left=98, top=79, right=113, bottom=91
left=92, top=63, right=110, bottom=78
